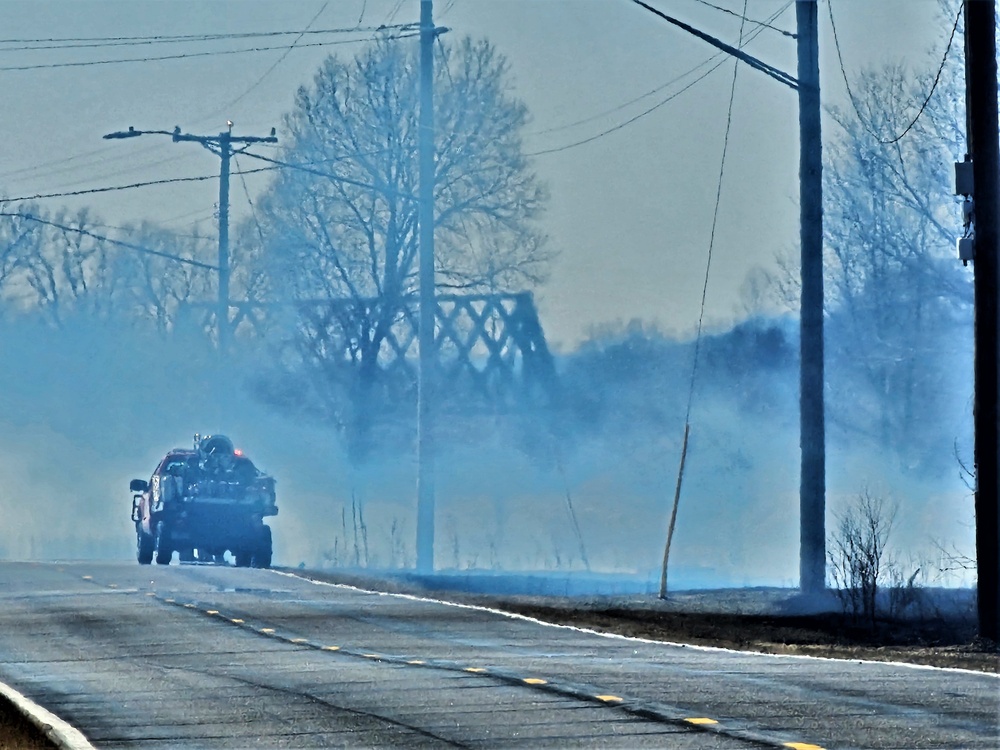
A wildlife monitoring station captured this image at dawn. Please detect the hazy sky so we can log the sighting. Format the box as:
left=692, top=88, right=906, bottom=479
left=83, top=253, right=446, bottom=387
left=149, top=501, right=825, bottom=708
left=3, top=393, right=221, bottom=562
left=0, top=0, right=951, bottom=346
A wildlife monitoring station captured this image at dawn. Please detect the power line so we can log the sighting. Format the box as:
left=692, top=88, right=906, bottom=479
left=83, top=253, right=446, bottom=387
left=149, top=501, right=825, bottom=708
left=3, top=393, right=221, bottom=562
left=0, top=211, right=218, bottom=270
left=527, top=61, right=728, bottom=156
left=0, top=32, right=418, bottom=72
left=238, top=150, right=416, bottom=200
left=528, top=1, right=791, bottom=155
left=161, top=207, right=216, bottom=226
left=233, top=154, right=267, bottom=246
left=385, top=0, right=407, bottom=26
left=25, top=150, right=203, bottom=193
left=827, top=0, right=962, bottom=145
left=0, top=168, right=276, bottom=203
left=87, top=220, right=212, bottom=241
left=0, top=25, right=407, bottom=49
left=214, top=1, right=331, bottom=114
left=685, top=0, right=747, bottom=426
left=532, top=52, right=725, bottom=137
left=630, top=0, right=797, bottom=89
left=691, top=0, right=796, bottom=38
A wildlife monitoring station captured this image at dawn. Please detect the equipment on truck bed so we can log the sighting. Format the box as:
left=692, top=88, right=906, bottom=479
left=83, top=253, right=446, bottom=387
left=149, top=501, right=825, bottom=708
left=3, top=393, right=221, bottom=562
left=129, top=434, right=277, bottom=567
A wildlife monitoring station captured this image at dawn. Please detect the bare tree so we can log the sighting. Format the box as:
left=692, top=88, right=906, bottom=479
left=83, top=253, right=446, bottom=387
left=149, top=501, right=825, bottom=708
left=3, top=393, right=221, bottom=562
left=0, top=207, right=45, bottom=311
left=117, top=222, right=215, bottom=335
left=0, top=207, right=215, bottom=335
left=241, top=35, right=551, bottom=440
left=829, top=488, right=899, bottom=627
left=742, top=52, right=971, bottom=473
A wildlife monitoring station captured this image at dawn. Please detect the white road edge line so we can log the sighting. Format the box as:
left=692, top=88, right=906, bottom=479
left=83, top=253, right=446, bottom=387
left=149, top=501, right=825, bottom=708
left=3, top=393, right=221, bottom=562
left=0, top=678, right=96, bottom=750
left=271, top=570, right=999, bottom=678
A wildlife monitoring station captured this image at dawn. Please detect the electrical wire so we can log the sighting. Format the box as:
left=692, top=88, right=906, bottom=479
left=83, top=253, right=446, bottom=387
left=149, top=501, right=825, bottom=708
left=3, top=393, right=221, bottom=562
left=0, top=211, right=218, bottom=270
left=532, top=51, right=725, bottom=137
left=828, top=0, right=962, bottom=145
left=160, top=207, right=217, bottom=225
left=632, top=0, right=796, bottom=88
left=86, top=220, right=212, bottom=241
left=527, top=61, right=728, bottom=157
left=0, top=26, right=407, bottom=49
left=215, top=1, right=331, bottom=114
left=238, top=150, right=416, bottom=200
left=660, top=0, right=749, bottom=602
left=0, top=32, right=418, bottom=72
left=384, top=0, right=407, bottom=26
left=28, top=150, right=204, bottom=193
left=233, top=154, right=268, bottom=246
left=0, top=168, right=276, bottom=204
left=527, top=0, right=791, bottom=156
left=683, top=0, right=746, bottom=426
left=690, top=0, right=796, bottom=38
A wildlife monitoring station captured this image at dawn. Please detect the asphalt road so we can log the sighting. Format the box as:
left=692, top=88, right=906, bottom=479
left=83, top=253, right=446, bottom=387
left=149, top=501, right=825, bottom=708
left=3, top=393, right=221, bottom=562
left=0, top=562, right=996, bottom=749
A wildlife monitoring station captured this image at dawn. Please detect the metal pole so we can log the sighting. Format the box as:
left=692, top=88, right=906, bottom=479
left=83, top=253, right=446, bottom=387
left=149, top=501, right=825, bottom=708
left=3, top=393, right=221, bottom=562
left=218, top=127, right=232, bottom=354
left=796, top=0, right=826, bottom=594
left=965, top=0, right=1000, bottom=643
left=415, top=0, right=437, bottom=574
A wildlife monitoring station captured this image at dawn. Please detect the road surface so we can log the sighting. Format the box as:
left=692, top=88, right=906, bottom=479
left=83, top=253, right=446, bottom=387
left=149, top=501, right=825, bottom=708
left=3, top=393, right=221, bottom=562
left=0, top=561, right=996, bottom=748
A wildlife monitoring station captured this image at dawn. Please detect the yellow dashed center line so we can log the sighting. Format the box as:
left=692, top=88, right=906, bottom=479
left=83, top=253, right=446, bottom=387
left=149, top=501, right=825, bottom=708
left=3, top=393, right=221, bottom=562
left=151, top=596, right=833, bottom=750
left=82, top=576, right=92, bottom=580
left=112, top=594, right=831, bottom=750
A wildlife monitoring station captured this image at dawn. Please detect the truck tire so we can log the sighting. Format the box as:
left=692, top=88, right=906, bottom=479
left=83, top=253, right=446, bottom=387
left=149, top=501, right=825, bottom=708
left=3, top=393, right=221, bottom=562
left=136, top=526, right=154, bottom=565
left=234, top=549, right=252, bottom=568
left=252, top=526, right=272, bottom=569
left=154, top=521, right=172, bottom=565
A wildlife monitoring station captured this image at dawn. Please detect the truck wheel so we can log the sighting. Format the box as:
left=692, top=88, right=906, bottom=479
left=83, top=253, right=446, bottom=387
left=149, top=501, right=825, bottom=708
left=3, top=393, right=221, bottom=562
left=154, top=521, right=172, bottom=565
left=136, top=526, right=154, bottom=565
left=234, top=549, right=252, bottom=568
left=252, top=526, right=272, bottom=569
left=179, top=548, right=194, bottom=563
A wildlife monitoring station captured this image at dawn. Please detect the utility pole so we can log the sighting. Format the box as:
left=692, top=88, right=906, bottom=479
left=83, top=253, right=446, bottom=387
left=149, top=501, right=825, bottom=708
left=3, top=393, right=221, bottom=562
left=796, top=0, right=826, bottom=595
left=964, top=0, right=1000, bottom=644
left=416, top=0, right=437, bottom=574
left=103, top=124, right=277, bottom=352
left=631, top=0, right=825, bottom=595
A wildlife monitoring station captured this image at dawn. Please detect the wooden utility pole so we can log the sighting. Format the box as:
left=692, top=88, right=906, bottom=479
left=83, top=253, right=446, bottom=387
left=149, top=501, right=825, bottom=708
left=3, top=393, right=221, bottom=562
left=796, top=0, right=826, bottom=595
left=416, top=0, right=437, bottom=574
left=630, top=0, right=824, bottom=595
left=216, top=129, right=232, bottom=354
left=964, top=0, right=1000, bottom=643
left=102, top=124, right=277, bottom=352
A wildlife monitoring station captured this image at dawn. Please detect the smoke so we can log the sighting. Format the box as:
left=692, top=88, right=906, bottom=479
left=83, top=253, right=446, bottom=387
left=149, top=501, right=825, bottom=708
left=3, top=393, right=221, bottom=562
left=0, top=309, right=976, bottom=590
